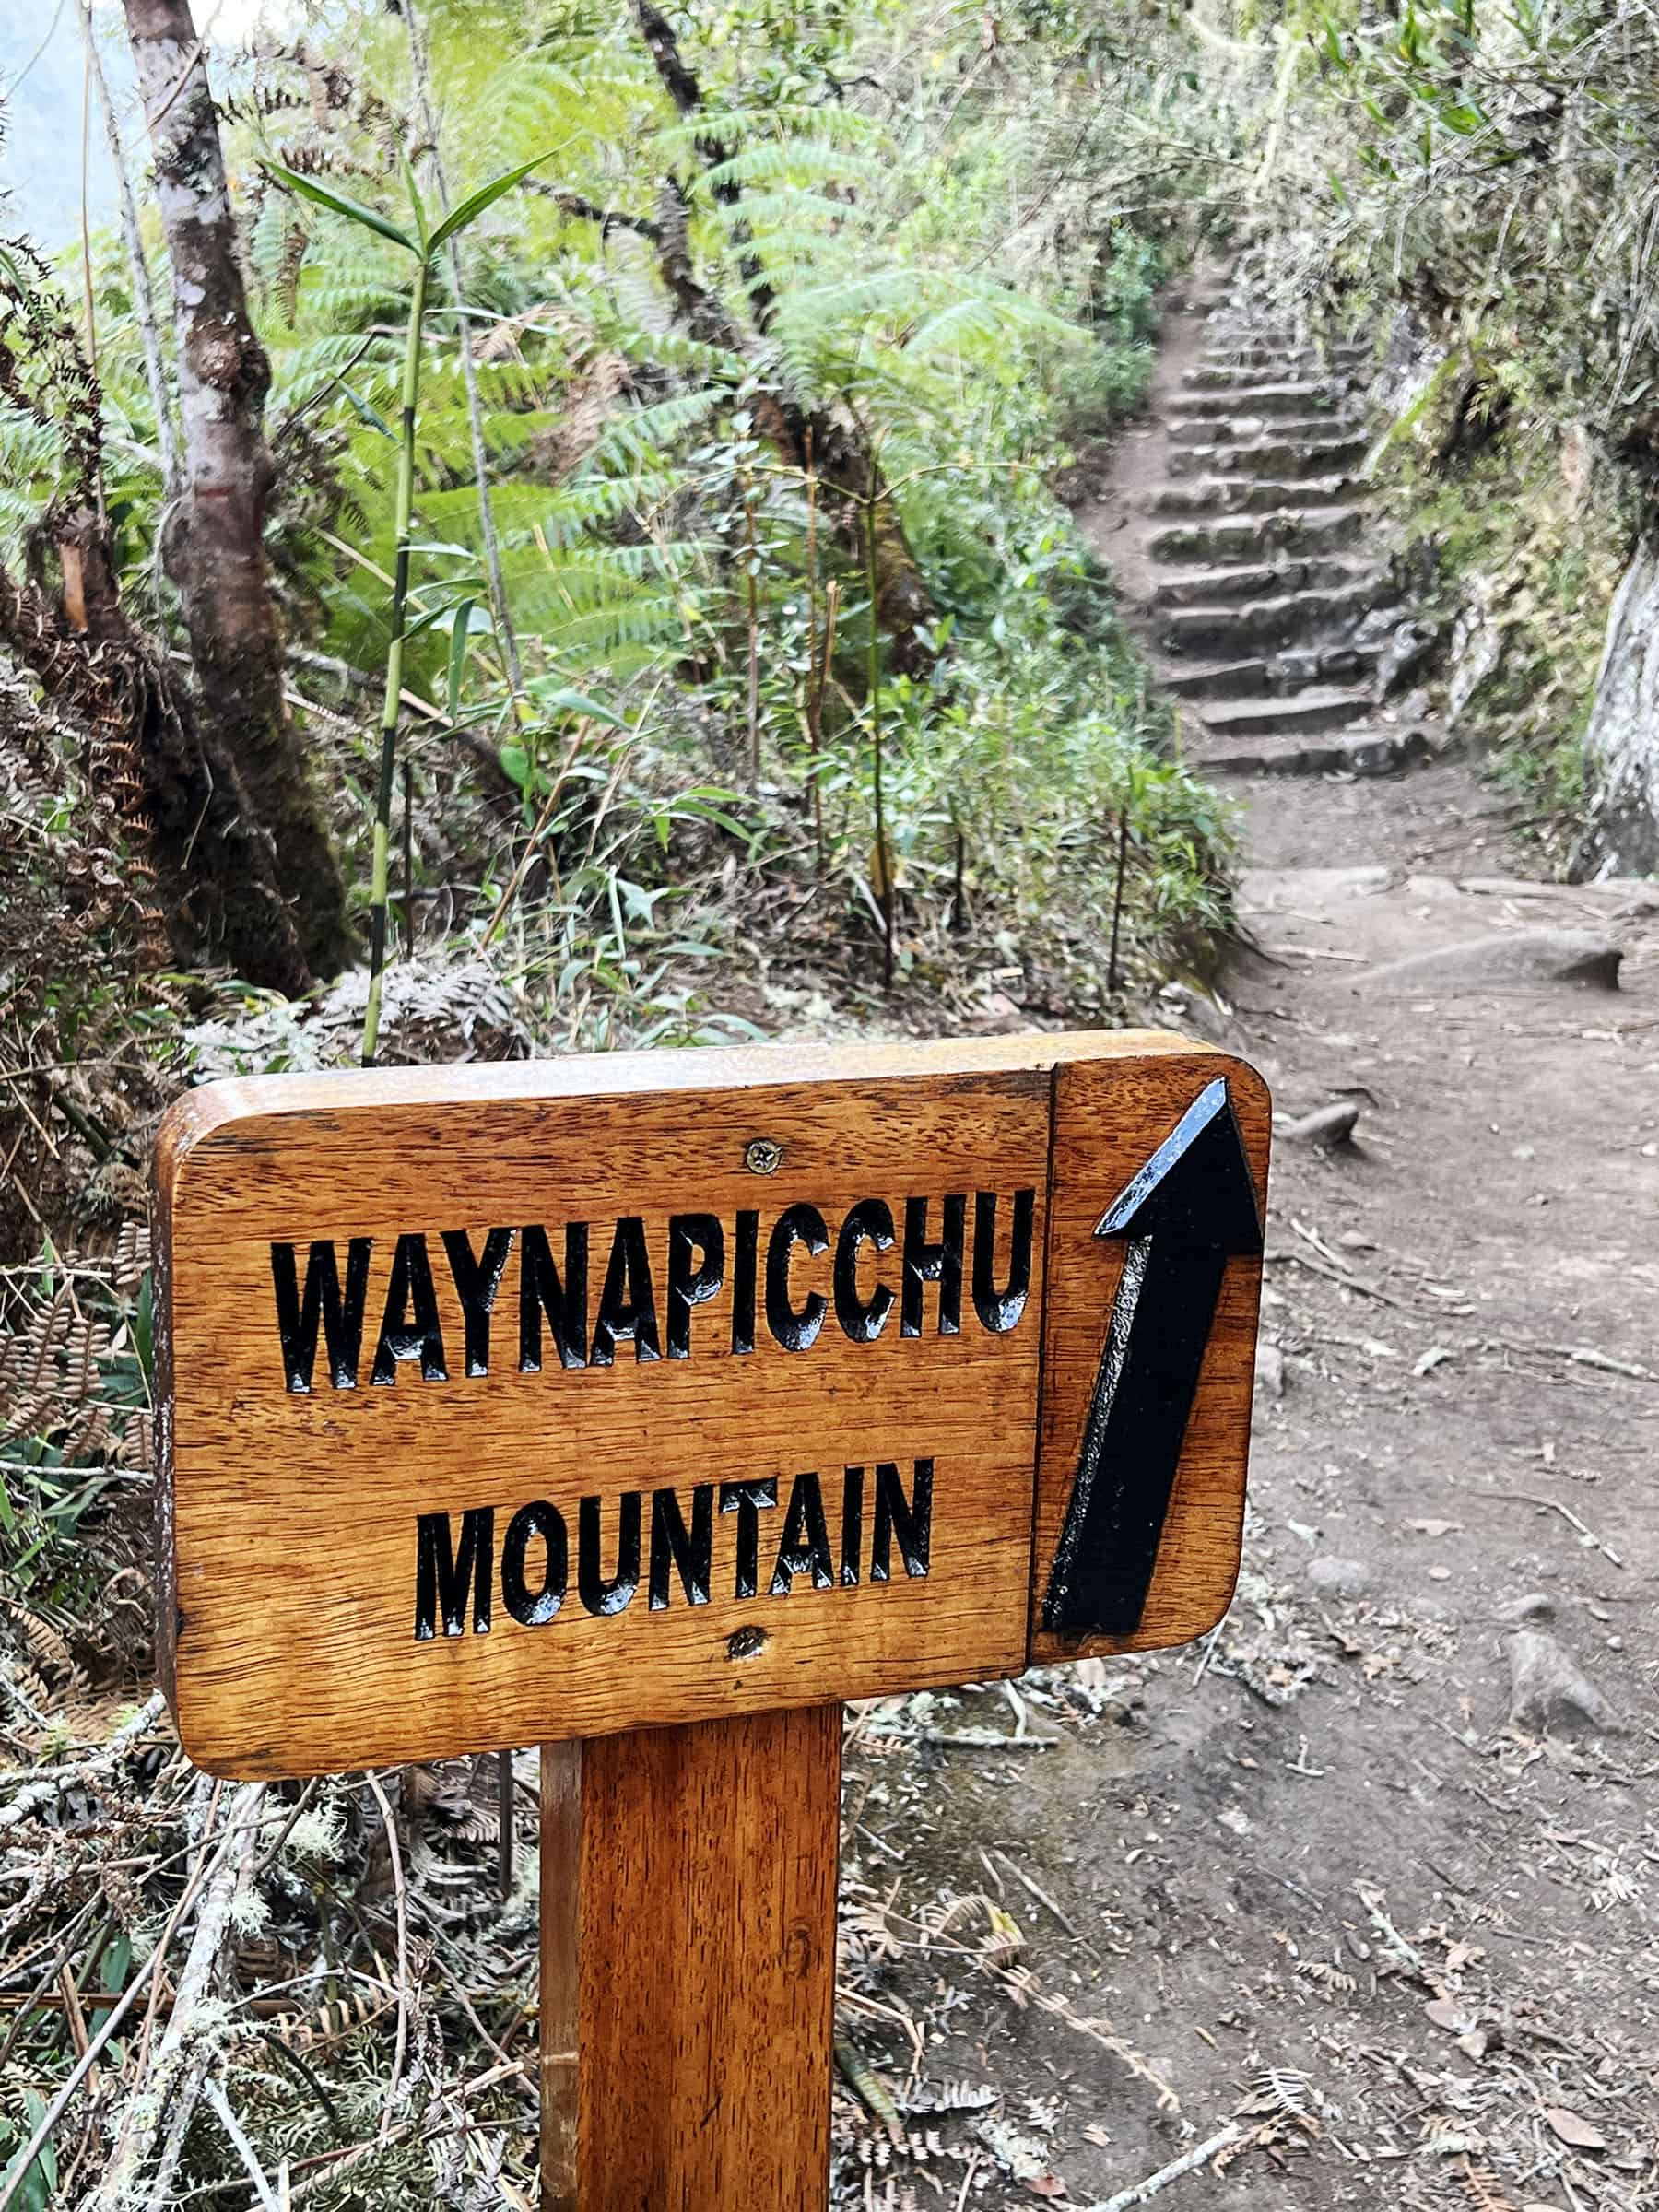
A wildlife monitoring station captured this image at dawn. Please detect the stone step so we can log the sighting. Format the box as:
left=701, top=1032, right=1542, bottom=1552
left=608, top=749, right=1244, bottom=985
left=1163, top=656, right=1277, bottom=700
left=1182, top=363, right=1341, bottom=392
left=1146, top=474, right=1358, bottom=517
left=1157, top=580, right=1381, bottom=653
left=1197, top=687, right=1374, bottom=738
left=1167, top=412, right=1367, bottom=448
left=1273, top=639, right=1386, bottom=689
left=1204, top=335, right=1371, bottom=360
left=1148, top=556, right=1382, bottom=608
left=1146, top=508, right=1366, bottom=562
left=1160, top=639, right=1383, bottom=700
left=1202, top=342, right=1306, bottom=367
left=1175, top=383, right=1342, bottom=419
left=1167, top=435, right=1370, bottom=482
left=1203, top=726, right=1434, bottom=779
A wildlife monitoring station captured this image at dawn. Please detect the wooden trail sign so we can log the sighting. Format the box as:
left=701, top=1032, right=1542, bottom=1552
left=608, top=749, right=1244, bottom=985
left=153, top=1028, right=1269, bottom=2206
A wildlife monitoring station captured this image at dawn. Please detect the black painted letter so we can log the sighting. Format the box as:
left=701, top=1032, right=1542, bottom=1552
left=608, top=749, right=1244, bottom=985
left=578, top=1492, right=641, bottom=1616
left=271, top=1238, right=372, bottom=1392
left=971, top=1188, right=1035, bottom=1334
left=771, top=1471, right=835, bottom=1594
left=834, top=1200, right=895, bottom=1344
left=666, top=1215, right=725, bottom=1359
left=840, top=1465, right=865, bottom=1587
left=519, top=1223, right=589, bottom=1372
left=649, top=1485, right=713, bottom=1608
left=901, top=1194, right=965, bottom=1337
left=501, top=1500, right=568, bottom=1627
left=731, top=1208, right=759, bottom=1355
left=720, top=1477, right=778, bottom=1599
left=592, top=1218, right=661, bottom=1366
left=871, top=1459, right=933, bottom=1582
left=441, top=1229, right=514, bottom=1377
left=414, top=1506, right=495, bottom=1639
left=765, top=1206, right=829, bottom=1352
left=371, top=1234, right=449, bottom=1385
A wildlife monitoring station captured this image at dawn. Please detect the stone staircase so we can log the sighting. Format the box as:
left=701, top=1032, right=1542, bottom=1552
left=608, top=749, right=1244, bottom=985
left=1100, top=270, right=1439, bottom=779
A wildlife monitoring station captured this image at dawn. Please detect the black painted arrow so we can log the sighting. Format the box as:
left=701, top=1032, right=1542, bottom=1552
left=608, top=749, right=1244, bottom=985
left=1041, top=1077, right=1263, bottom=1639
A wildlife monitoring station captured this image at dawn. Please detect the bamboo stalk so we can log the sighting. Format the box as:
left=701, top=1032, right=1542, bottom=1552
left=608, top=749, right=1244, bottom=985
left=864, top=492, right=893, bottom=990
left=744, top=487, right=761, bottom=785
left=1107, top=807, right=1129, bottom=995
left=362, top=253, right=430, bottom=1065
left=804, top=442, right=827, bottom=876
left=402, top=0, right=524, bottom=701
left=402, top=760, right=415, bottom=960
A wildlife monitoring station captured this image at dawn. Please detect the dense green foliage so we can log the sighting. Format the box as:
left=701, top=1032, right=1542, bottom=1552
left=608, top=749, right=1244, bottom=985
left=3, top=0, right=1241, bottom=1053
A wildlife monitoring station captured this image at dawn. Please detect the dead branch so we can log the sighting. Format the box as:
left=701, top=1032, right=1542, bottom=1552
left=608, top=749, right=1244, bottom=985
left=83, top=1779, right=268, bottom=2210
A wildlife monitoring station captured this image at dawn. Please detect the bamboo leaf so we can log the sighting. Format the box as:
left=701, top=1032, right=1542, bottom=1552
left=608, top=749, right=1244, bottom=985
left=524, top=680, right=629, bottom=728
left=403, top=155, right=431, bottom=254
left=340, top=382, right=397, bottom=441
left=429, top=149, right=564, bottom=253
left=263, top=160, right=418, bottom=254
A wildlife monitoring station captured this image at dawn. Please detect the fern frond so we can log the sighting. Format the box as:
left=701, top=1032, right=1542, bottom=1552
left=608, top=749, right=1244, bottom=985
left=696, top=139, right=890, bottom=194
left=582, top=389, right=726, bottom=470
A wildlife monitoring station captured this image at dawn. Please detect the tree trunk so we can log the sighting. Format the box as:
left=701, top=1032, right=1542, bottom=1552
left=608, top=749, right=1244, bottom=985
left=629, top=0, right=937, bottom=673
left=123, top=0, right=353, bottom=977
left=1574, top=531, right=1659, bottom=878
left=0, top=239, right=307, bottom=991
left=83, top=0, right=181, bottom=497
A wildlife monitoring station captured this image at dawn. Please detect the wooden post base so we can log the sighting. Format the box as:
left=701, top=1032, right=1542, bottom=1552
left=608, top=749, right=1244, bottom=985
left=541, top=1705, right=842, bottom=2210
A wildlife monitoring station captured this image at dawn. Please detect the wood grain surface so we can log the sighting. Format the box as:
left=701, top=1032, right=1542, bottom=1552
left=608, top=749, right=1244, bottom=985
left=154, top=1030, right=1269, bottom=1776
left=543, top=1706, right=841, bottom=2209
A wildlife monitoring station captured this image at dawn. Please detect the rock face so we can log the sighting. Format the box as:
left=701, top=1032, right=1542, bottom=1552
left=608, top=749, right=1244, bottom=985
left=1578, top=534, right=1659, bottom=877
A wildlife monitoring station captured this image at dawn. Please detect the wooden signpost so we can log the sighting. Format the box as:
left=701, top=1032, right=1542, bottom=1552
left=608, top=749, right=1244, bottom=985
left=153, top=1029, right=1269, bottom=2206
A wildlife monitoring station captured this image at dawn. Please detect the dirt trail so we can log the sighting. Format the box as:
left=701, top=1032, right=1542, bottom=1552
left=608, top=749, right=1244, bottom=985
left=831, top=280, right=1659, bottom=2210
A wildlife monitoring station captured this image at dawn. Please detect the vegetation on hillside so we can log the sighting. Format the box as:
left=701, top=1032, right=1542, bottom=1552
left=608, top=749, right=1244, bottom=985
left=1230, top=0, right=1659, bottom=851
left=3, top=0, right=1240, bottom=1127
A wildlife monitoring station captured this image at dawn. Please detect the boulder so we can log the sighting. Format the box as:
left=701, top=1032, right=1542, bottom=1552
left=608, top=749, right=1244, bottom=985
left=1307, top=1555, right=1370, bottom=1597
left=1505, top=1629, right=1620, bottom=1736
left=1356, top=930, right=1621, bottom=994
left=1281, top=1100, right=1360, bottom=1146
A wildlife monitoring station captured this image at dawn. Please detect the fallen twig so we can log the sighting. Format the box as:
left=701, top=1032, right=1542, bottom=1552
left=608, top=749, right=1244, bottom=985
left=994, top=1965, right=1179, bottom=2112
left=85, top=1780, right=268, bottom=2210
left=365, top=1770, right=411, bottom=2142
left=1266, top=1244, right=1414, bottom=1312
left=205, top=2078, right=279, bottom=2210
left=1084, top=2120, right=1245, bottom=2209
left=0, top=1691, right=167, bottom=1831
left=992, top=1848, right=1078, bottom=1936
left=883, top=1728, right=1055, bottom=1750
left=1485, top=1490, right=1623, bottom=1567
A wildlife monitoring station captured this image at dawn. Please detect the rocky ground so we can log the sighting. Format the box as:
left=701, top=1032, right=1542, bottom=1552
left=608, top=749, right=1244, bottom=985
left=828, top=282, right=1659, bottom=2212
